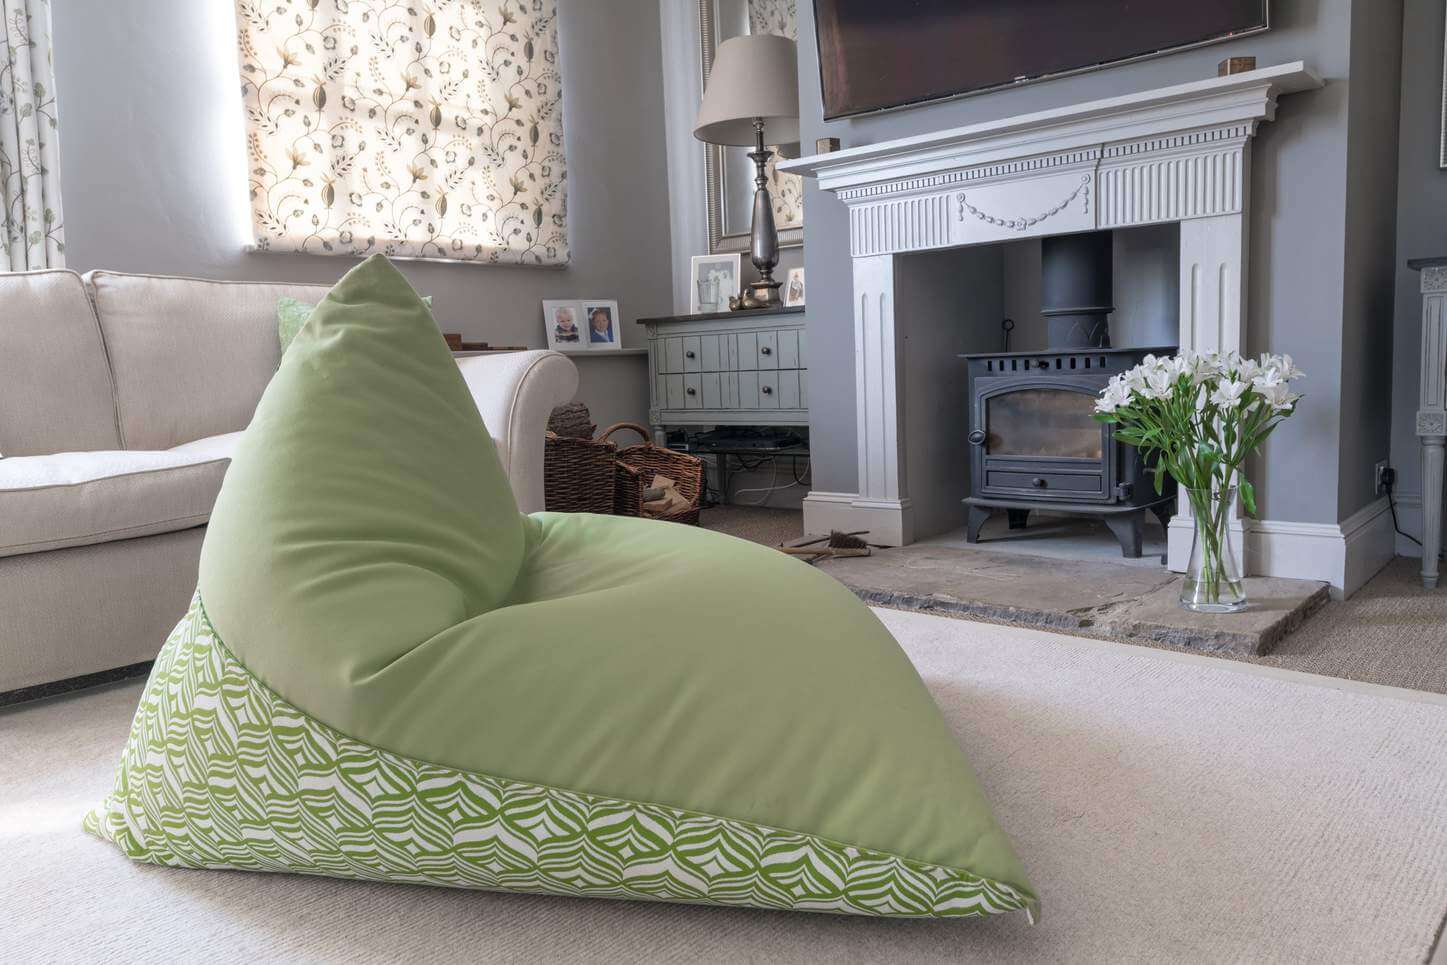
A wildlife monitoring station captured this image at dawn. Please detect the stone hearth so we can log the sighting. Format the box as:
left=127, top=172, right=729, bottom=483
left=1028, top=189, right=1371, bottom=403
left=816, top=543, right=1329, bottom=656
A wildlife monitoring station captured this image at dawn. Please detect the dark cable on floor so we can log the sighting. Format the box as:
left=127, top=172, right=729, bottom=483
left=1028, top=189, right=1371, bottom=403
left=1382, top=468, right=1424, bottom=548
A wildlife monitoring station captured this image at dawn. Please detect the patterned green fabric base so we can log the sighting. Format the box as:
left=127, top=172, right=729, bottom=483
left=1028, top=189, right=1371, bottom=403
left=86, top=595, right=1032, bottom=919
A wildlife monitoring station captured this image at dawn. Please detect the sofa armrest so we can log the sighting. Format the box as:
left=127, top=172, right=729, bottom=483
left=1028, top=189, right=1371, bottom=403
left=454, top=351, right=578, bottom=514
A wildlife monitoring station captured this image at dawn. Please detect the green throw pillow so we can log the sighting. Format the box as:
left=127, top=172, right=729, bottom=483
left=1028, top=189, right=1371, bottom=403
left=277, top=293, right=431, bottom=353
left=89, top=255, right=1037, bottom=921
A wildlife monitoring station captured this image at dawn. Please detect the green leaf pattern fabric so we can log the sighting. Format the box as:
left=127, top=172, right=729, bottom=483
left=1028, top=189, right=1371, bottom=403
left=86, top=594, right=1034, bottom=920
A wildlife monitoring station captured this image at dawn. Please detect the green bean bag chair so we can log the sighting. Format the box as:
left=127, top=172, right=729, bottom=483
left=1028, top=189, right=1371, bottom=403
left=86, top=255, right=1037, bottom=921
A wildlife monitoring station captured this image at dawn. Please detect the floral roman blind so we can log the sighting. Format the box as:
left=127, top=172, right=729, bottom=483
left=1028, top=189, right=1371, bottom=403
left=236, top=0, right=568, bottom=266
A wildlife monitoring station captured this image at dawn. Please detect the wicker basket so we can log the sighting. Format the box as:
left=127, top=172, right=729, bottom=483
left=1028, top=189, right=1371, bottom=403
left=543, top=432, right=617, bottom=513
left=599, top=423, right=704, bottom=526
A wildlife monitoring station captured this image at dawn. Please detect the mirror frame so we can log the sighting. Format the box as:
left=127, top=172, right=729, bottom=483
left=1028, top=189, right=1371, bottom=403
left=698, top=0, right=804, bottom=255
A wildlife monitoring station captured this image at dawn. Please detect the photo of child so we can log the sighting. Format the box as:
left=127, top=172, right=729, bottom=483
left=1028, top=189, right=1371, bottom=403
left=586, top=304, right=616, bottom=344
left=553, top=306, right=580, bottom=343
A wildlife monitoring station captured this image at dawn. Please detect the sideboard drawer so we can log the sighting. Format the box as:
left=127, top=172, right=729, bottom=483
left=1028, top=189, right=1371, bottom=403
left=700, top=334, right=723, bottom=372
left=755, top=332, right=779, bottom=370
left=662, top=374, right=685, bottom=409
left=776, top=370, right=801, bottom=409
left=701, top=372, right=723, bottom=408
left=662, top=337, right=685, bottom=373
left=757, top=371, right=780, bottom=408
left=776, top=330, right=800, bottom=369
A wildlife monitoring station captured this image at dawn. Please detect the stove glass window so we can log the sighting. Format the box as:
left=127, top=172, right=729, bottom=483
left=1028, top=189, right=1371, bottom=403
left=986, top=389, right=1102, bottom=459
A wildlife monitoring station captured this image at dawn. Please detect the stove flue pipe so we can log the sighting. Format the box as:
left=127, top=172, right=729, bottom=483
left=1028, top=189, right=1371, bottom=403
left=1041, top=231, right=1114, bottom=349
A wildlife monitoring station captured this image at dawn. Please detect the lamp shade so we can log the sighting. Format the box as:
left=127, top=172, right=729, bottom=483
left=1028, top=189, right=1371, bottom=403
left=694, top=34, right=800, bottom=146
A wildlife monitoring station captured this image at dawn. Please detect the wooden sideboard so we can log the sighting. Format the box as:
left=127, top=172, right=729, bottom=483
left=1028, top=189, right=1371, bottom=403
left=636, top=307, right=807, bottom=445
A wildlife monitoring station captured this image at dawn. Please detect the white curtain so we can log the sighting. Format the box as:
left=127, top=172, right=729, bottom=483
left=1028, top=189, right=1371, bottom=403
left=0, top=0, right=65, bottom=271
left=236, top=0, right=569, bottom=266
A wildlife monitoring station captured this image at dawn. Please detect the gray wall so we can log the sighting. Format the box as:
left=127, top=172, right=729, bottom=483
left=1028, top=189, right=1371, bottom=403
left=795, top=0, right=1396, bottom=527
left=1390, top=0, right=1447, bottom=552
left=1337, top=0, right=1404, bottom=519
left=49, top=0, right=669, bottom=432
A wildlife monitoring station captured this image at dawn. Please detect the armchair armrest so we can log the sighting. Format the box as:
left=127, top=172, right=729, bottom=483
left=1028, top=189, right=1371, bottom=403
left=454, top=351, right=578, bottom=514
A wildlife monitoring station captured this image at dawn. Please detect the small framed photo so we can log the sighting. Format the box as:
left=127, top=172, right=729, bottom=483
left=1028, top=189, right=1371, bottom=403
left=690, top=253, right=742, bottom=314
left=581, top=300, right=621, bottom=350
left=784, top=267, right=806, bottom=307
left=542, top=300, right=586, bottom=352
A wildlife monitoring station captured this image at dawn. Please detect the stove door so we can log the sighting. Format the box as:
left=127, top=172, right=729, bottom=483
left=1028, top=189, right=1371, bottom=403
left=971, top=375, right=1114, bottom=503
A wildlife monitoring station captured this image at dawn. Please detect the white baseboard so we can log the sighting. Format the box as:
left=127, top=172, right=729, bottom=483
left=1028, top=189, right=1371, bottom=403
left=1246, top=497, right=1396, bottom=599
left=800, top=491, right=912, bottom=545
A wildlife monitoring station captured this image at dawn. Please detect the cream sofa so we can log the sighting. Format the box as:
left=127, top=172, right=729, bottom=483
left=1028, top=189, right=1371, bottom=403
left=0, top=269, right=577, bottom=696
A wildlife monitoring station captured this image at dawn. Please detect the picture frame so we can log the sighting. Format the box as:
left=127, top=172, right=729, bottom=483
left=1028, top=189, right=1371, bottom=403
left=783, top=267, right=806, bottom=307
left=690, top=253, right=742, bottom=314
left=543, top=299, right=623, bottom=351
left=580, top=300, right=621, bottom=350
left=542, top=299, right=586, bottom=352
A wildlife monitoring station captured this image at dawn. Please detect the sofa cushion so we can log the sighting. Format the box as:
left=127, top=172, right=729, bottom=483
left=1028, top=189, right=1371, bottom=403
left=0, top=442, right=236, bottom=558
left=86, top=255, right=1037, bottom=920
left=0, top=270, right=122, bottom=456
left=86, top=271, right=333, bottom=450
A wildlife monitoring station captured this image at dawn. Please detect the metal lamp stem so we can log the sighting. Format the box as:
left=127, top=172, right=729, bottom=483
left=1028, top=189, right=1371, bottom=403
left=734, top=116, right=781, bottom=310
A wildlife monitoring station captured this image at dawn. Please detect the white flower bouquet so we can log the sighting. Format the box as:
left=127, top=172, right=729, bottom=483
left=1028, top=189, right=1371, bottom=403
left=1094, top=351, right=1304, bottom=610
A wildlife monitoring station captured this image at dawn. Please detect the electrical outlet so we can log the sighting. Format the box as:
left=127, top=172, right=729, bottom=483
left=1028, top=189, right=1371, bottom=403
left=1375, top=461, right=1391, bottom=495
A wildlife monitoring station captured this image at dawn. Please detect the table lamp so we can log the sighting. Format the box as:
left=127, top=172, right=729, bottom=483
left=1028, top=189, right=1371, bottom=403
left=694, top=34, right=800, bottom=310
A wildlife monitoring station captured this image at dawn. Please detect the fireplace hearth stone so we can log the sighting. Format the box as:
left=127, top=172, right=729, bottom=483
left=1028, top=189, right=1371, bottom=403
left=817, top=545, right=1329, bottom=657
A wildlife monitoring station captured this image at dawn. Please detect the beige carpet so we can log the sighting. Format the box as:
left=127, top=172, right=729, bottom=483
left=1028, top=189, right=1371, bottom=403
left=4, top=610, right=1446, bottom=963
left=704, top=507, right=1447, bottom=696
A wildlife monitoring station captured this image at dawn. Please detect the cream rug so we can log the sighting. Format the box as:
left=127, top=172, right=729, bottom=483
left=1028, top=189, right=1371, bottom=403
left=4, top=610, right=1446, bottom=964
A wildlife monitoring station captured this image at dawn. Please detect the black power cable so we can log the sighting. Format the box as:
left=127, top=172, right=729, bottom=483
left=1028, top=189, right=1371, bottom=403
left=1382, top=468, right=1423, bottom=548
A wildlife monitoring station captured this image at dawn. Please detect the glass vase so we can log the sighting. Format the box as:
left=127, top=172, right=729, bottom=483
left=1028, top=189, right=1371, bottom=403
left=1180, top=486, right=1247, bottom=613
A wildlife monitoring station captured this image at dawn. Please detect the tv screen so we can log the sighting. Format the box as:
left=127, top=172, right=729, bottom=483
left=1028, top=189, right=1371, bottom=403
left=813, top=1, right=1269, bottom=119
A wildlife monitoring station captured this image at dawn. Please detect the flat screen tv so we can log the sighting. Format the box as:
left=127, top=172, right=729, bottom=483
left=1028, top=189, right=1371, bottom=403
left=813, top=1, right=1269, bottom=119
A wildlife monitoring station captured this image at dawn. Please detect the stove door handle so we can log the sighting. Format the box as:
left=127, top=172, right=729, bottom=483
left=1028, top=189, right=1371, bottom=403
left=968, top=429, right=986, bottom=446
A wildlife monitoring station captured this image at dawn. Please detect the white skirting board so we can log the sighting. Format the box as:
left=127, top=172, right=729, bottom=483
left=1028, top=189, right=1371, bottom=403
left=1245, top=498, right=1397, bottom=599
left=801, top=491, right=912, bottom=546
left=803, top=491, right=1399, bottom=599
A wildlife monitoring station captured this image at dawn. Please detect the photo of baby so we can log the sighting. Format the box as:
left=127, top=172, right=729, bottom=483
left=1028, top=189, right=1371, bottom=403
left=552, top=306, right=580, bottom=343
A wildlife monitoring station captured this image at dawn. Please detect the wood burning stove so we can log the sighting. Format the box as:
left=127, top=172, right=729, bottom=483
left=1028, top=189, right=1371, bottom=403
left=961, top=230, right=1175, bottom=558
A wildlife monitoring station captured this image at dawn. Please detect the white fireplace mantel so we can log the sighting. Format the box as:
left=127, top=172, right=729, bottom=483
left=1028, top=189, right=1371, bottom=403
left=781, top=62, right=1337, bottom=581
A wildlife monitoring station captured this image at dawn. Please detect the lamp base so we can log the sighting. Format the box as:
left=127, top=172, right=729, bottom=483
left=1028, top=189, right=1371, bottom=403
left=730, top=279, right=782, bottom=311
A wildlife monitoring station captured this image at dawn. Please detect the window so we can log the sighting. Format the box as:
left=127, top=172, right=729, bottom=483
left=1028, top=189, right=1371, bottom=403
left=235, top=0, right=568, bottom=265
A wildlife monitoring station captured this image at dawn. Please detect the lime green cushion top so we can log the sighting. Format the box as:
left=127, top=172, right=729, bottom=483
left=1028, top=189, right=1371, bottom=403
left=278, top=293, right=431, bottom=352
left=201, top=255, right=1034, bottom=909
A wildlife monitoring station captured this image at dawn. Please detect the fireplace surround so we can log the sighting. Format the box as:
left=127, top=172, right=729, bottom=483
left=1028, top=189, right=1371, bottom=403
left=781, top=61, right=1321, bottom=572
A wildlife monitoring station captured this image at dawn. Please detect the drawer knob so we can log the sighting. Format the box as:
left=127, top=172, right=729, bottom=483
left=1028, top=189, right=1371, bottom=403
left=685, top=350, right=696, bottom=359
left=761, top=346, right=773, bottom=355
left=761, top=385, right=774, bottom=395
left=968, top=429, right=986, bottom=446
left=686, top=387, right=697, bottom=396
left=1031, top=477, right=1047, bottom=488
